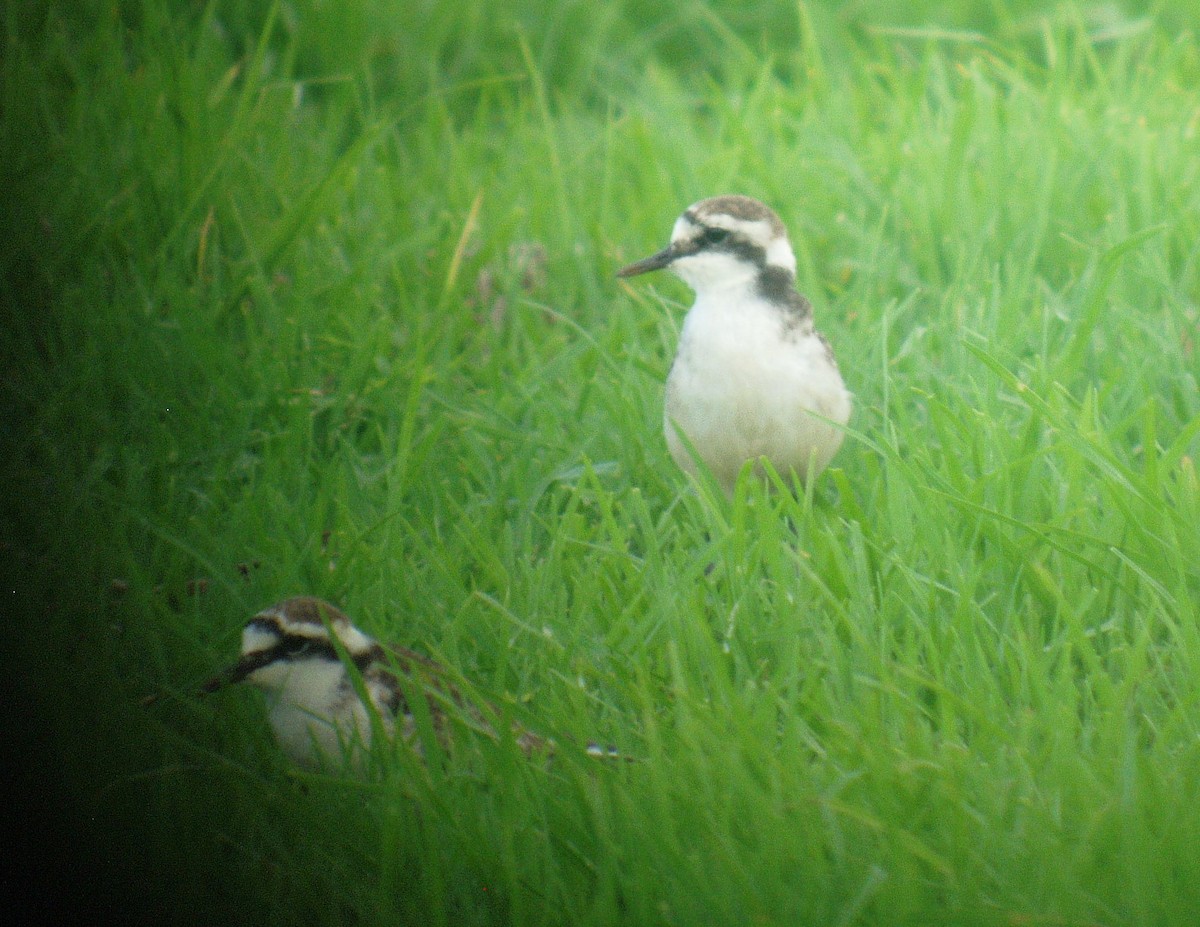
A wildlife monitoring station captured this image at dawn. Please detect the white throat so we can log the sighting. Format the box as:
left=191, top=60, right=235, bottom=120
left=670, top=252, right=759, bottom=295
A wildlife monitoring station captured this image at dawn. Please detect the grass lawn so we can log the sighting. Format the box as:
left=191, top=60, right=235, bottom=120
left=5, top=0, right=1200, bottom=924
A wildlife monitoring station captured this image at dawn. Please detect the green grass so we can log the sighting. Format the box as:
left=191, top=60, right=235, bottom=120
left=6, top=0, right=1200, bottom=924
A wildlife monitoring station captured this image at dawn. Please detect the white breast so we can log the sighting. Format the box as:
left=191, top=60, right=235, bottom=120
left=664, top=292, right=851, bottom=492
left=262, top=661, right=394, bottom=767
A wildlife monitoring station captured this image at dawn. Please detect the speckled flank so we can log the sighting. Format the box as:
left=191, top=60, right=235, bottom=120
left=816, top=331, right=840, bottom=369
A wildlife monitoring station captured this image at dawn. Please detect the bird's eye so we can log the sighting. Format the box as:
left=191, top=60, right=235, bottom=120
left=281, top=637, right=314, bottom=657
left=701, top=227, right=730, bottom=246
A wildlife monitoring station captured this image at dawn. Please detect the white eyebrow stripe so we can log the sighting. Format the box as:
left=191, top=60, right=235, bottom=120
left=242, top=623, right=281, bottom=655
left=765, top=236, right=797, bottom=273
left=671, top=215, right=700, bottom=242
left=704, top=214, right=769, bottom=235
left=266, top=621, right=336, bottom=641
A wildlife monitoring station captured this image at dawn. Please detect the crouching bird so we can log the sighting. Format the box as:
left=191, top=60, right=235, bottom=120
left=204, top=596, right=621, bottom=768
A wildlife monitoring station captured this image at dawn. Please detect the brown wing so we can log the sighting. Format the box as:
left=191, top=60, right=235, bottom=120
left=378, top=642, right=549, bottom=757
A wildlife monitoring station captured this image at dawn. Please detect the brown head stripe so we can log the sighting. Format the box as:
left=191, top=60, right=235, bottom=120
left=686, top=195, right=786, bottom=237
left=265, top=596, right=351, bottom=627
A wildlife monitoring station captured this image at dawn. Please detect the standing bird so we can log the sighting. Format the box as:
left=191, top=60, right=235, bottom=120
left=618, top=195, right=851, bottom=494
left=203, top=597, right=546, bottom=768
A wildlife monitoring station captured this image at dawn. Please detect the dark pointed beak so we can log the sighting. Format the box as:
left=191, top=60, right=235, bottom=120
left=200, top=669, right=233, bottom=694
left=200, top=663, right=240, bottom=694
left=616, top=244, right=678, bottom=278
left=200, top=649, right=272, bottom=694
